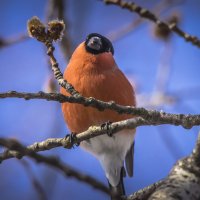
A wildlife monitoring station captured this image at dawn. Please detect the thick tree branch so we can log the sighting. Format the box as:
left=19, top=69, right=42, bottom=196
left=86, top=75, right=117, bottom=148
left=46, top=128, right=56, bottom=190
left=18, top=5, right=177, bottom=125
left=0, top=115, right=199, bottom=164
left=104, top=0, right=200, bottom=48
left=124, top=180, right=163, bottom=200
left=126, top=133, right=200, bottom=200
left=0, top=138, right=109, bottom=194
left=2, top=132, right=200, bottom=199
left=1, top=17, right=199, bottom=199
left=148, top=134, right=200, bottom=199
left=25, top=17, right=200, bottom=132
left=0, top=5, right=198, bottom=199
left=1, top=91, right=200, bottom=130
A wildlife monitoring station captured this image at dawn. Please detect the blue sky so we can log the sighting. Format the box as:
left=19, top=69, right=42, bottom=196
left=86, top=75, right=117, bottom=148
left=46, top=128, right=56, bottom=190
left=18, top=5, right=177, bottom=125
left=0, top=0, right=200, bottom=200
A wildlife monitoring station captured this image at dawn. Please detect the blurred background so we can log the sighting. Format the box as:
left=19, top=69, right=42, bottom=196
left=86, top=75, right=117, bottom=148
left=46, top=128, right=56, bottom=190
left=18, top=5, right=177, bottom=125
left=0, top=0, right=200, bottom=199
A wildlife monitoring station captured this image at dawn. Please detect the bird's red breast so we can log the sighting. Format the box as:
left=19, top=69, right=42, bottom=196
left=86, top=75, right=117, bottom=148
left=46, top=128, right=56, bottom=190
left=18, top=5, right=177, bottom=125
left=61, top=42, right=136, bottom=133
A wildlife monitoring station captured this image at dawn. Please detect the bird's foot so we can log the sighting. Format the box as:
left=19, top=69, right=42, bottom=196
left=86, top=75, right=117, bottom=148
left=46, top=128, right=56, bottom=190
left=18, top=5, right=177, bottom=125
left=101, top=121, right=113, bottom=137
left=65, top=132, right=80, bottom=148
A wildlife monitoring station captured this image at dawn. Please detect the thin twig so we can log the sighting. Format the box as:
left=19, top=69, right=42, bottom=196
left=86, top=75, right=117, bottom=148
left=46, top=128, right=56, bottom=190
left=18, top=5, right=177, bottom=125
left=45, top=41, right=80, bottom=96
left=0, top=138, right=109, bottom=194
left=104, top=0, right=200, bottom=48
left=46, top=0, right=72, bottom=59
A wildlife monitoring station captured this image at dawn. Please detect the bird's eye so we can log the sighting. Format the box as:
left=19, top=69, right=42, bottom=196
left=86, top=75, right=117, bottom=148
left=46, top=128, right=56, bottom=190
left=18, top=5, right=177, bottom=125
left=87, top=37, right=102, bottom=51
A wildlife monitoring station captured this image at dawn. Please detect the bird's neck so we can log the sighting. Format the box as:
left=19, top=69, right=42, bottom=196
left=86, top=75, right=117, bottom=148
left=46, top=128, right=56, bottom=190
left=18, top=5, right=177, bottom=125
left=69, top=52, right=116, bottom=74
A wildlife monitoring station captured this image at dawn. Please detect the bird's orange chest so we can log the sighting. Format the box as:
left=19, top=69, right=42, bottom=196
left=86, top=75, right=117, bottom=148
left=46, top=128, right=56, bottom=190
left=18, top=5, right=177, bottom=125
left=61, top=50, right=135, bottom=133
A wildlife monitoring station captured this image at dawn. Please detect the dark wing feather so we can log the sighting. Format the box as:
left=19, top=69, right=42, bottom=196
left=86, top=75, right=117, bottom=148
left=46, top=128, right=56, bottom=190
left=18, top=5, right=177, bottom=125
left=125, top=141, right=134, bottom=177
left=108, top=168, right=125, bottom=200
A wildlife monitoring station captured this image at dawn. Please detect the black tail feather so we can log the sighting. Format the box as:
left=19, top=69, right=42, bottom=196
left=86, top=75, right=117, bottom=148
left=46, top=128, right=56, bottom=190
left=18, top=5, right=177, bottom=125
left=108, top=168, right=125, bottom=200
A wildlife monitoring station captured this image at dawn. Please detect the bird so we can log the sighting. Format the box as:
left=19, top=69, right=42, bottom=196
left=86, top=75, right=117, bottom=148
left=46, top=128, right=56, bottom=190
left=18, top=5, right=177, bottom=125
left=61, top=33, right=136, bottom=200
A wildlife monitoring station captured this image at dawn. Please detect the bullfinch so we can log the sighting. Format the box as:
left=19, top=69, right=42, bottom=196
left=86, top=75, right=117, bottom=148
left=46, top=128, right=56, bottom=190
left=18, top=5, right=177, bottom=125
left=61, top=33, right=136, bottom=200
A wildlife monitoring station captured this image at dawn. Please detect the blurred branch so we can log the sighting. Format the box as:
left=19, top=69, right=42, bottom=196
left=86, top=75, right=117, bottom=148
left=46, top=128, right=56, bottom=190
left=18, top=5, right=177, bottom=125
left=1, top=90, right=200, bottom=129
left=21, top=160, right=47, bottom=200
left=137, top=92, right=176, bottom=108
left=107, top=0, right=182, bottom=42
left=107, top=14, right=143, bottom=42
left=170, top=86, right=200, bottom=100
left=104, top=0, right=200, bottom=48
left=0, top=34, right=28, bottom=48
left=46, top=0, right=72, bottom=59
left=0, top=138, right=109, bottom=194
left=138, top=41, right=174, bottom=108
left=153, top=44, right=172, bottom=93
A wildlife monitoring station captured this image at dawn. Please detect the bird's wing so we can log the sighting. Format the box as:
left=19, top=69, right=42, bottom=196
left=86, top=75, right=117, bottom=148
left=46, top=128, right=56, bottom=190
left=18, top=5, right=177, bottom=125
left=125, top=141, right=134, bottom=177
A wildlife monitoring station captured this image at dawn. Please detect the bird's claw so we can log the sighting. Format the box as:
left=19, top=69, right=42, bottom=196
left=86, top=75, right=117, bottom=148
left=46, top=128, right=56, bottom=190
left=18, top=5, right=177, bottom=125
left=65, top=132, right=80, bottom=148
left=101, top=121, right=113, bottom=137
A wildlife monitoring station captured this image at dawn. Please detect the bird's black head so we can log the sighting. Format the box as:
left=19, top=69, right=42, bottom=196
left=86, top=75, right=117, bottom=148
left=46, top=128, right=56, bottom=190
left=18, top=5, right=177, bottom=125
left=85, top=33, right=114, bottom=55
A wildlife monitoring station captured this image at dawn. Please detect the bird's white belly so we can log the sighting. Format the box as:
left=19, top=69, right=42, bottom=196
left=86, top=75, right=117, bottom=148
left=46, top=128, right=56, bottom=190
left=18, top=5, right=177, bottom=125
left=81, top=129, right=135, bottom=186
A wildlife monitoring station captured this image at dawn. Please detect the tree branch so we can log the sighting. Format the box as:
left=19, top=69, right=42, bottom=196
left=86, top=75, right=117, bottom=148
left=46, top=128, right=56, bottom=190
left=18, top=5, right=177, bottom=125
left=0, top=34, right=28, bottom=48
left=26, top=17, right=200, bottom=133
left=1, top=132, right=200, bottom=199
left=148, top=134, right=200, bottom=199
left=124, top=180, right=163, bottom=200
left=1, top=90, right=200, bottom=130
left=0, top=138, right=109, bottom=194
left=0, top=113, right=200, bottom=164
left=0, top=4, right=199, bottom=199
left=2, top=16, right=199, bottom=199
left=20, top=160, right=47, bottom=200
left=46, top=0, right=72, bottom=59
left=126, top=133, right=200, bottom=200
left=104, top=0, right=200, bottom=48
left=107, top=0, right=182, bottom=42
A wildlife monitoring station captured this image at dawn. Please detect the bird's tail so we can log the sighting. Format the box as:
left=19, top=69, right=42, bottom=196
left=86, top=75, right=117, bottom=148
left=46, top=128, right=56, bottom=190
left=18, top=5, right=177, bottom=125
left=108, top=168, right=125, bottom=200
